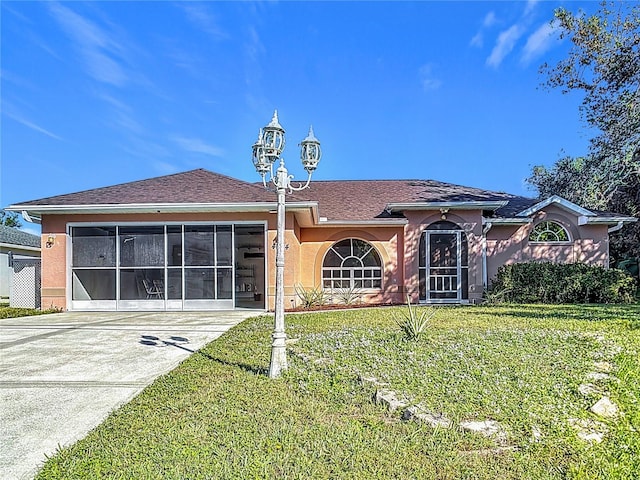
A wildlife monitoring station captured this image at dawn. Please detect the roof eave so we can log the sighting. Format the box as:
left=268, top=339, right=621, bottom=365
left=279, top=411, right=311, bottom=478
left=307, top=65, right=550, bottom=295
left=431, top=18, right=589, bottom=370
left=315, top=219, right=408, bottom=227
left=386, top=201, right=508, bottom=212
left=578, top=215, right=637, bottom=226
left=483, top=217, right=533, bottom=225
left=0, top=243, right=41, bottom=252
left=8, top=201, right=318, bottom=216
left=516, top=195, right=594, bottom=217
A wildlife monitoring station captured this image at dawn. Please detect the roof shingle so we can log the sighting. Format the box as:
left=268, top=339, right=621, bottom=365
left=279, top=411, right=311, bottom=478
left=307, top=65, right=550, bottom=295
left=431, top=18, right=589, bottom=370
left=0, top=225, right=40, bottom=248
left=12, top=168, right=542, bottom=221
left=16, top=169, right=280, bottom=206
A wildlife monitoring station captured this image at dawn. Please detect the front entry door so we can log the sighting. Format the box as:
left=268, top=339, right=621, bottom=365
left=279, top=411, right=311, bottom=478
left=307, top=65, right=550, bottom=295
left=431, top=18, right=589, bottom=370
left=426, top=230, right=463, bottom=302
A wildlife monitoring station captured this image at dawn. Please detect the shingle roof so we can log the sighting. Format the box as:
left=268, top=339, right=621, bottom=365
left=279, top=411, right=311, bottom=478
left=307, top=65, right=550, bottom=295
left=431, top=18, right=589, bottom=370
left=15, top=169, right=284, bottom=206
left=11, top=168, right=543, bottom=221
left=0, top=225, right=40, bottom=248
left=292, top=179, right=535, bottom=221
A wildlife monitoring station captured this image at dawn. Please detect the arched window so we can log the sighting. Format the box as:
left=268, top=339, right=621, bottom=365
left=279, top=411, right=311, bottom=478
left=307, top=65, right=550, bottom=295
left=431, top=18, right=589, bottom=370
left=529, top=221, right=570, bottom=242
left=322, top=239, right=382, bottom=289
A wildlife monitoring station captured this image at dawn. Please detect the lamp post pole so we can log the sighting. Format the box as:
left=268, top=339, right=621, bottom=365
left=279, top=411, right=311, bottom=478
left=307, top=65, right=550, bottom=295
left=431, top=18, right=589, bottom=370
left=270, top=162, right=288, bottom=378
left=252, top=110, right=321, bottom=379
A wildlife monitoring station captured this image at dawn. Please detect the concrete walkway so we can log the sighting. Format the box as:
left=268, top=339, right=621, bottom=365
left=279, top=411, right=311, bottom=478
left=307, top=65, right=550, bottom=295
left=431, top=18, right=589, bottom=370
left=0, top=310, right=258, bottom=480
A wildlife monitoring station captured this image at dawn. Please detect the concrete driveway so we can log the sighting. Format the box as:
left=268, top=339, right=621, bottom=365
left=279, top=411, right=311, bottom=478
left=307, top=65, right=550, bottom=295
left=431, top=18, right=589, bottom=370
left=0, top=310, right=258, bottom=480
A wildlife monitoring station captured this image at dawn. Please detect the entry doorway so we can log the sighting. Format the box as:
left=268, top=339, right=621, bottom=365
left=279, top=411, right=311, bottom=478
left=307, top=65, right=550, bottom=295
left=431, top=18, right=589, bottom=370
left=234, top=225, right=266, bottom=309
left=419, top=221, right=469, bottom=303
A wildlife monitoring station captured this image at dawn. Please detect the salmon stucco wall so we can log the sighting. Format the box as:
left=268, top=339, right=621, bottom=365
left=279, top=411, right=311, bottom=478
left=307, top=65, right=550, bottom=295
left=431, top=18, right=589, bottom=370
left=403, top=210, right=485, bottom=303
left=485, top=206, right=610, bottom=284
left=40, top=217, right=68, bottom=310
left=298, top=226, right=405, bottom=306
left=265, top=212, right=302, bottom=310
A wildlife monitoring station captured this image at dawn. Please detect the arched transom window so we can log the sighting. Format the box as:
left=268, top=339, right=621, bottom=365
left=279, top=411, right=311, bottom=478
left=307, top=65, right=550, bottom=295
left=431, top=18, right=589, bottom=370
left=529, top=221, right=570, bottom=242
left=322, top=239, right=382, bottom=289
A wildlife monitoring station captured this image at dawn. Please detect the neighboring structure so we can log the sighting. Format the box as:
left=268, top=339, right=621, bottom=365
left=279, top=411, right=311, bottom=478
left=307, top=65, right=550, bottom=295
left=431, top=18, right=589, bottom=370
left=7, top=169, right=636, bottom=311
left=0, top=225, right=42, bottom=308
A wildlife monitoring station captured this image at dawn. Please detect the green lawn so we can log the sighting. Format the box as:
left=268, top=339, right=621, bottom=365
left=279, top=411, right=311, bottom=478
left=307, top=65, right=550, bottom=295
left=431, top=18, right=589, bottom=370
left=37, top=304, right=639, bottom=479
left=0, top=306, right=60, bottom=319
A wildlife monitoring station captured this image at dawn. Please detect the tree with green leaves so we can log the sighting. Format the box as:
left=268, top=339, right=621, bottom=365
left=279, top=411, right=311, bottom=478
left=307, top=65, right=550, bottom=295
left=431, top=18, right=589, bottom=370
left=528, top=1, right=640, bottom=262
left=0, top=210, right=22, bottom=228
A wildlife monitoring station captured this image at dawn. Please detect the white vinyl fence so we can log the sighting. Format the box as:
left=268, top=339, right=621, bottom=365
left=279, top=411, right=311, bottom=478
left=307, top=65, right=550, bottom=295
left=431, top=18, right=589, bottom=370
left=10, top=257, right=41, bottom=309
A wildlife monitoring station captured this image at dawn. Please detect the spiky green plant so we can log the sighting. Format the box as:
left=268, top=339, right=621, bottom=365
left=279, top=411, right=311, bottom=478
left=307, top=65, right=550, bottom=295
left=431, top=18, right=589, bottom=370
left=394, top=295, right=437, bottom=340
left=294, top=284, right=327, bottom=309
left=334, top=286, right=363, bottom=306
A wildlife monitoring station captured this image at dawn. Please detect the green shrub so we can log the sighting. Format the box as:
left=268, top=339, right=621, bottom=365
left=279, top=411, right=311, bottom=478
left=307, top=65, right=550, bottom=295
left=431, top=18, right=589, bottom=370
left=489, top=262, right=637, bottom=304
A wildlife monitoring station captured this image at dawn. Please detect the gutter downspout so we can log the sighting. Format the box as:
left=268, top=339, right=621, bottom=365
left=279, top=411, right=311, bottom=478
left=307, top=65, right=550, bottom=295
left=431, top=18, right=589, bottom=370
left=608, top=221, right=624, bottom=233
left=21, top=211, right=42, bottom=224
left=482, top=221, right=493, bottom=289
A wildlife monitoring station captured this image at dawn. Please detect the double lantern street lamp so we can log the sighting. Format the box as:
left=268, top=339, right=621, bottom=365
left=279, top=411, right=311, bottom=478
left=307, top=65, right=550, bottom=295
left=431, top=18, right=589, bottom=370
left=252, top=110, right=322, bottom=379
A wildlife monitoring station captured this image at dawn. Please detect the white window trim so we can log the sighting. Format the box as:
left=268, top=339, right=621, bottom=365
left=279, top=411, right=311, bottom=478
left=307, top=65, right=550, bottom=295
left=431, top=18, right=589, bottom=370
left=528, top=220, right=572, bottom=243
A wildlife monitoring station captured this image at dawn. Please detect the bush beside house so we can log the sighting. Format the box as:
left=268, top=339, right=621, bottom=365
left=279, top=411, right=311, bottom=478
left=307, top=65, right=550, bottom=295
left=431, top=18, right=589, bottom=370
left=489, top=262, right=638, bottom=304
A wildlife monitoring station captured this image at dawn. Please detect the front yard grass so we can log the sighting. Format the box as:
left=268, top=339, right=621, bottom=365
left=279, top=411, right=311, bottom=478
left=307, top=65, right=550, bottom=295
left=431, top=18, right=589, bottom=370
left=37, top=304, right=639, bottom=479
left=0, top=306, right=60, bottom=319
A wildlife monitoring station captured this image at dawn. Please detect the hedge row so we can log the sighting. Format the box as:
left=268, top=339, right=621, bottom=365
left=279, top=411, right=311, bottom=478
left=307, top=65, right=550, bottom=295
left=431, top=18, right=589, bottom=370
left=489, top=262, right=638, bottom=304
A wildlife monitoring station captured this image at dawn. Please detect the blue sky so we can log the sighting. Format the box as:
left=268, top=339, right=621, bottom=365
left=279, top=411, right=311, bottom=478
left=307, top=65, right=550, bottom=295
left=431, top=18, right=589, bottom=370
left=2, top=1, right=598, bottom=234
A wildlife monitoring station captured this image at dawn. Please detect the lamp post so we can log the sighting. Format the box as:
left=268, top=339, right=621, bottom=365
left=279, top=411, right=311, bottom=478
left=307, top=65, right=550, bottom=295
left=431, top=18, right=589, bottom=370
left=251, top=110, right=321, bottom=379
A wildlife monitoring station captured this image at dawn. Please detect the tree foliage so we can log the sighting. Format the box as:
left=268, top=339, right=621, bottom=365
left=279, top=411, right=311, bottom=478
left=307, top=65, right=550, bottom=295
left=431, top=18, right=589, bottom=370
left=0, top=210, right=22, bottom=228
left=528, top=1, right=640, bottom=261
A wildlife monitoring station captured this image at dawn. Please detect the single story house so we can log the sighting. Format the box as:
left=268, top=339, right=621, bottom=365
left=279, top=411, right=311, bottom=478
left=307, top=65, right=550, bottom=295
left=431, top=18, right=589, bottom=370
left=0, top=225, right=42, bottom=306
left=7, top=168, right=636, bottom=311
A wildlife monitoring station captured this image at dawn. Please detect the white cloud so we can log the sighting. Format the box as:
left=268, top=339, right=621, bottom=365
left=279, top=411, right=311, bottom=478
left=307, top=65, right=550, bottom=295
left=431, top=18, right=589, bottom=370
left=471, top=11, right=497, bottom=48
left=486, top=24, right=524, bottom=68
left=419, top=64, right=442, bottom=92
left=524, top=0, right=540, bottom=17
left=47, top=3, right=127, bottom=86
left=171, top=136, right=225, bottom=157
left=483, top=11, right=498, bottom=28
left=97, top=93, right=144, bottom=134
left=120, top=138, right=170, bottom=161
left=179, top=3, right=227, bottom=39
left=470, top=32, right=483, bottom=48
left=521, top=20, right=560, bottom=65
left=5, top=111, right=63, bottom=140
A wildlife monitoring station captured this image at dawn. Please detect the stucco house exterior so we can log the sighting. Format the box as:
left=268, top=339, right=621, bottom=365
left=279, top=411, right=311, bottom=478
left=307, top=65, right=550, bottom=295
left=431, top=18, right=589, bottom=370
left=7, top=169, right=636, bottom=311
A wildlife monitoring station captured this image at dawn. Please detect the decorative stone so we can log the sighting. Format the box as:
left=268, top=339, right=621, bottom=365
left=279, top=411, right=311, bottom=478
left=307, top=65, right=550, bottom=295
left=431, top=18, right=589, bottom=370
left=460, top=420, right=507, bottom=444
left=402, top=405, right=452, bottom=428
left=359, top=375, right=389, bottom=388
left=313, top=357, right=332, bottom=365
left=590, top=396, right=619, bottom=419
left=578, top=383, right=602, bottom=397
left=569, top=418, right=607, bottom=443
left=373, top=389, right=408, bottom=412
left=578, top=430, right=605, bottom=443
left=586, top=372, right=611, bottom=382
left=593, top=361, right=613, bottom=373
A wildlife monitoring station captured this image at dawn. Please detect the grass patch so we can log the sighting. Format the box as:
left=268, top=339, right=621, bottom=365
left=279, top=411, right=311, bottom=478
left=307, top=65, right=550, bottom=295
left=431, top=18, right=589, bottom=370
left=0, top=306, right=60, bottom=319
left=36, top=304, right=639, bottom=479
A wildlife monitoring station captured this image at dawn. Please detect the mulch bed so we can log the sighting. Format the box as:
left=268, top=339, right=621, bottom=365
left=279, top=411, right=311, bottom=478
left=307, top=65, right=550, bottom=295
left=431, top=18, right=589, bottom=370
left=285, top=302, right=401, bottom=313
